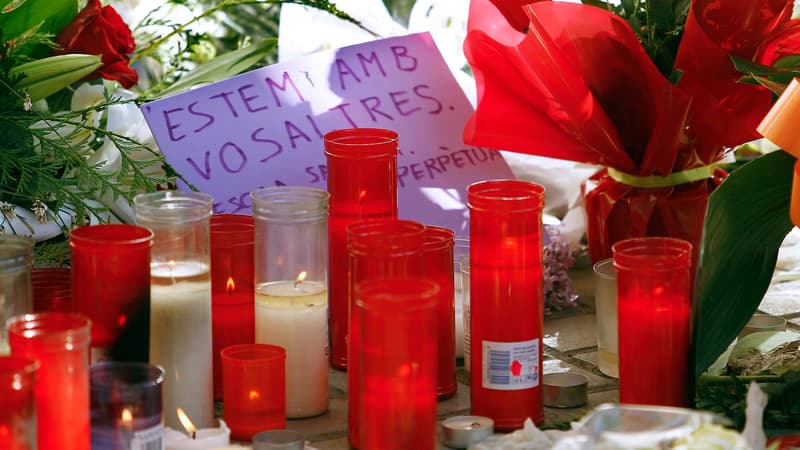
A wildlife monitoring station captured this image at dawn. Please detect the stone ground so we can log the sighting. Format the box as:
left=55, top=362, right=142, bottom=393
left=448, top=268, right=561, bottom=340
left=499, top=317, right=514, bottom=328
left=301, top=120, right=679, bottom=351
left=226, top=230, right=800, bottom=449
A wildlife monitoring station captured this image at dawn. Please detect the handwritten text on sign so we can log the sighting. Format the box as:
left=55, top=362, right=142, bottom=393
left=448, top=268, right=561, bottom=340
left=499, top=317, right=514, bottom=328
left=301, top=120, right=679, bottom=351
left=141, top=32, right=513, bottom=234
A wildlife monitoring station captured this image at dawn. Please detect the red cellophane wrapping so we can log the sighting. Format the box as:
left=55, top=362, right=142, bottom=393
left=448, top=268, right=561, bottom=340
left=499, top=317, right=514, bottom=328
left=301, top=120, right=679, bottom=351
left=463, top=0, right=800, bottom=265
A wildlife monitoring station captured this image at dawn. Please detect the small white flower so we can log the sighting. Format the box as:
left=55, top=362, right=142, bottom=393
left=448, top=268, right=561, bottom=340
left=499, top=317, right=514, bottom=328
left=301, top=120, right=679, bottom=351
left=31, top=199, right=49, bottom=224
left=0, top=201, right=16, bottom=219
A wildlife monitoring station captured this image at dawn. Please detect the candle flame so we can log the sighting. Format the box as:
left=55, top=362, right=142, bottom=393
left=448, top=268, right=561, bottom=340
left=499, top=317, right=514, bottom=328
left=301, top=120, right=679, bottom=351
left=121, top=408, right=133, bottom=424
left=294, top=271, right=307, bottom=288
left=226, top=277, right=235, bottom=293
left=176, top=408, right=197, bottom=438
left=168, top=260, right=176, bottom=271
left=249, top=390, right=260, bottom=401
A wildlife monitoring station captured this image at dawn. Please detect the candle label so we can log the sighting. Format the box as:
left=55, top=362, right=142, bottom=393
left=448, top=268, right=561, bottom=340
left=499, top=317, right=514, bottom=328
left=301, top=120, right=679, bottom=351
left=130, top=424, right=164, bottom=450
left=481, top=339, right=539, bottom=390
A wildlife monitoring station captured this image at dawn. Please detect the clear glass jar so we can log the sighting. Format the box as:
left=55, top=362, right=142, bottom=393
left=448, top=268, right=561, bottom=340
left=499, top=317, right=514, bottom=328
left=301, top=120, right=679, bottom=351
left=251, top=186, right=330, bottom=419
left=134, top=190, right=214, bottom=429
left=0, top=235, right=34, bottom=354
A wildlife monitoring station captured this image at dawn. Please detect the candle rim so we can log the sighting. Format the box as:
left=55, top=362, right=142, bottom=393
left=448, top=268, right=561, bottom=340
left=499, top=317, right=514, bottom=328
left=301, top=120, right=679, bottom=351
left=69, top=223, right=153, bottom=247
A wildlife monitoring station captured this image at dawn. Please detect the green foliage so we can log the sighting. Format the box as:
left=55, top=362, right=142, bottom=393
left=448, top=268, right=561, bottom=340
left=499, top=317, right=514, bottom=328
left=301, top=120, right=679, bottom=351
left=0, top=0, right=77, bottom=49
left=132, top=0, right=365, bottom=94
left=582, top=0, right=689, bottom=78
left=149, top=38, right=277, bottom=98
left=692, top=150, right=795, bottom=377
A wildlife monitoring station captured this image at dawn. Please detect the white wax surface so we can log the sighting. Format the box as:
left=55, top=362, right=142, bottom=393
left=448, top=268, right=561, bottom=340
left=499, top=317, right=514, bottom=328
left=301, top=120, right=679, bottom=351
left=163, top=420, right=230, bottom=450
left=255, top=280, right=328, bottom=418
left=150, top=261, right=214, bottom=429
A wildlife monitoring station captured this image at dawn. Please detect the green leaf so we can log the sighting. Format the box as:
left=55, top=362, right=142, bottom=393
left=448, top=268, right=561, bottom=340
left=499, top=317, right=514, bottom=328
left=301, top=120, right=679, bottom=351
left=692, top=150, right=795, bottom=377
left=154, top=38, right=277, bottom=98
left=0, top=0, right=77, bottom=42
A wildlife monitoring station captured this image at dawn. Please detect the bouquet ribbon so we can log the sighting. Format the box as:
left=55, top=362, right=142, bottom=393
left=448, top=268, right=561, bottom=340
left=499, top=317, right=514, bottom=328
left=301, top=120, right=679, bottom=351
left=607, top=165, right=716, bottom=189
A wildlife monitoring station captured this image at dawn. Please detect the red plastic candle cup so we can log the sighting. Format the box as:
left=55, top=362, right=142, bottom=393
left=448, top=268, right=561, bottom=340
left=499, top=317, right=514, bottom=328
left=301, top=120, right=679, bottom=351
left=70, top=224, right=153, bottom=363
left=0, top=356, right=38, bottom=450
left=221, top=343, right=286, bottom=441
left=31, top=268, right=72, bottom=313
left=90, top=362, right=164, bottom=449
left=355, top=278, right=439, bottom=450
left=324, top=128, right=399, bottom=370
left=210, top=213, right=255, bottom=402
left=422, top=225, right=457, bottom=400
left=346, top=219, right=425, bottom=448
left=467, top=179, right=545, bottom=430
left=612, top=237, right=692, bottom=407
left=8, top=312, right=91, bottom=450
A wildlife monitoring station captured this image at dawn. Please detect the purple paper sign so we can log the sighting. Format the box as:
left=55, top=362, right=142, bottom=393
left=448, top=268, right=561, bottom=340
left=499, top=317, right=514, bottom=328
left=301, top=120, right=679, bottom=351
left=140, top=32, right=514, bottom=234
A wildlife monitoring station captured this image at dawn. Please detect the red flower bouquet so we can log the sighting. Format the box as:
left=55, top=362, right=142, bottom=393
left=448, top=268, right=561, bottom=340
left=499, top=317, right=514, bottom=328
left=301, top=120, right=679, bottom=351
left=55, top=0, right=137, bottom=88
left=463, top=0, right=800, bottom=268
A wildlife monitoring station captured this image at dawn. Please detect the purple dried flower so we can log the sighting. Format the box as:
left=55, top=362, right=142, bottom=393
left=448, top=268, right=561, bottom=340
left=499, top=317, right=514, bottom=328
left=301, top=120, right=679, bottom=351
left=543, top=226, right=578, bottom=315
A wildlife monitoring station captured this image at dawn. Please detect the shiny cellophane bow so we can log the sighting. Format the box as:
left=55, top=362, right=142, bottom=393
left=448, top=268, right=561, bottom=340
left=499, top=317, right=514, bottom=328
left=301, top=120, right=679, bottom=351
left=463, top=0, right=799, bottom=264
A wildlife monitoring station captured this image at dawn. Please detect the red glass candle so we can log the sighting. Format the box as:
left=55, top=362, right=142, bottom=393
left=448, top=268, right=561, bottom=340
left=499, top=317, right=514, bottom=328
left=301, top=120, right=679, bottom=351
left=210, top=213, right=255, bottom=401
left=347, top=219, right=425, bottom=448
left=8, top=312, right=91, bottom=450
left=612, top=237, right=692, bottom=406
left=467, top=179, right=545, bottom=430
left=355, top=278, right=438, bottom=450
left=422, top=225, right=457, bottom=400
left=221, top=344, right=286, bottom=440
left=325, top=128, right=399, bottom=370
left=0, top=356, right=38, bottom=450
left=70, top=224, right=152, bottom=362
left=31, top=268, right=72, bottom=313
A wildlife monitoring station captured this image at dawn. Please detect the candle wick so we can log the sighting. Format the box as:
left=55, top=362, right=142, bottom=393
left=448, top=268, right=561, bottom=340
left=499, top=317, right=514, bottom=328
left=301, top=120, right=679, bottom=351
left=192, top=431, right=196, bottom=440
left=294, top=279, right=301, bottom=288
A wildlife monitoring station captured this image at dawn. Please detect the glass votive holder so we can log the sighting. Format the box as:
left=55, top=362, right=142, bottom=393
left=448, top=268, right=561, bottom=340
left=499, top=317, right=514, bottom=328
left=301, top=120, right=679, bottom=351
left=8, top=312, right=92, bottom=450
left=253, top=430, right=305, bottom=450
left=70, top=224, right=153, bottom=363
left=90, top=362, right=165, bottom=450
left=613, top=237, right=692, bottom=407
left=422, top=225, right=456, bottom=400
left=0, top=235, right=34, bottom=354
left=0, top=355, right=38, bottom=450
left=355, top=278, right=439, bottom=450
left=453, top=237, right=469, bottom=361
left=31, top=268, right=72, bottom=313
left=210, top=213, right=255, bottom=402
left=460, top=257, right=471, bottom=375
left=221, top=343, right=286, bottom=441
left=325, top=127, right=399, bottom=370
left=593, top=258, right=618, bottom=378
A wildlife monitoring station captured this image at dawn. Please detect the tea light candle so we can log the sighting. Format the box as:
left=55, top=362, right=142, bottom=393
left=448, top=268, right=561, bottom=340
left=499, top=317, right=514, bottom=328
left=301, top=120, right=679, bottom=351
left=164, top=409, right=231, bottom=450
left=255, top=274, right=328, bottom=418
left=441, top=415, right=494, bottom=449
left=150, top=260, right=214, bottom=429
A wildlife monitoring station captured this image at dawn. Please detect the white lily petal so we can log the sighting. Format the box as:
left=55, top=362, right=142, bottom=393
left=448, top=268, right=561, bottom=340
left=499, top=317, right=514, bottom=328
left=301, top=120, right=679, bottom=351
left=278, top=1, right=406, bottom=62
left=71, top=83, right=105, bottom=110
left=87, top=139, right=123, bottom=174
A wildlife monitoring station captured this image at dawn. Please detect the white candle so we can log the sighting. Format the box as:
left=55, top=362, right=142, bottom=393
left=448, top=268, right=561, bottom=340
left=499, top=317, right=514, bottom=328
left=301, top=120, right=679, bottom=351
left=255, top=279, right=328, bottom=418
left=150, top=261, right=214, bottom=429
left=163, top=419, right=230, bottom=450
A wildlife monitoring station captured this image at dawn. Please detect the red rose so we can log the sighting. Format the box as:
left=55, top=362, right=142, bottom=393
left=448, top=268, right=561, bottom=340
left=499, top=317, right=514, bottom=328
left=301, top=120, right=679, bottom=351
left=55, top=0, right=138, bottom=88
